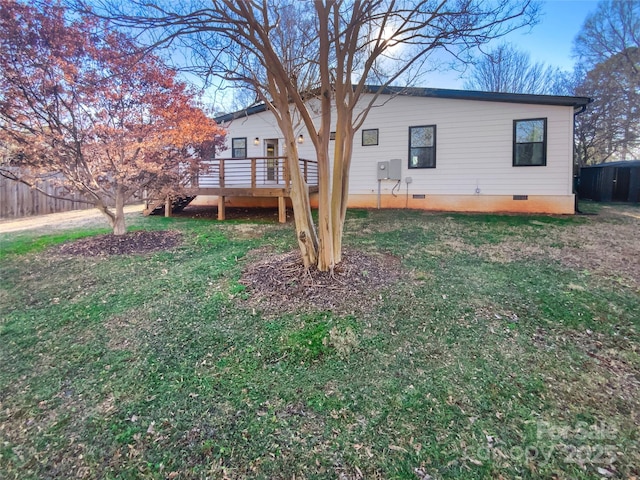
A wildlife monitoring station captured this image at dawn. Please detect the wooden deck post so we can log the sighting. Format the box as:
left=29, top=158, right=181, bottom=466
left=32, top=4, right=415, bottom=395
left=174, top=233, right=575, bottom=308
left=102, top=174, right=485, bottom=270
left=278, top=196, right=286, bottom=223
left=218, top=195, right=225, bottom=221
left=251, top=158, right=257, bottom=189
left=165, top=196, right=172, bottom=217
left=219, top=158, right=225, bottom=188
left=217, top=158, right=226, bottom=220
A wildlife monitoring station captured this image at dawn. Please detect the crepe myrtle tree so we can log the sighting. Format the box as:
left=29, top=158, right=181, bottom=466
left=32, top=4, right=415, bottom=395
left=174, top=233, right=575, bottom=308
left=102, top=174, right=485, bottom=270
left=84, top=0, right=538, bottom=267
left=0, top=1, right=224, bottom=235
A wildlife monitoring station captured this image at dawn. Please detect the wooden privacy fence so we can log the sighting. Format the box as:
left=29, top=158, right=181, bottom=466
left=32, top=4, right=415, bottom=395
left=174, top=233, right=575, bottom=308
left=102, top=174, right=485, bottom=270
left=0, top=170, right=93, bottom=219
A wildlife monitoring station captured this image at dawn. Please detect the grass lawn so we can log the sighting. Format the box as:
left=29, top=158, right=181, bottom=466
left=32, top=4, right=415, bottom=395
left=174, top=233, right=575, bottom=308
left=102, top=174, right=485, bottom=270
left=1, top=203, right=638, bottom=479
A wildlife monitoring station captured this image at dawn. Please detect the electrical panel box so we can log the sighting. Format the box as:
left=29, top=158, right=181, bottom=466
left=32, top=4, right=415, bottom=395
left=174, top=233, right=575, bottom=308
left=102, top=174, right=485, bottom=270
left=377, top=159, right=402, bottom=180
left=388, top=159, right=402, bottom=180
left=377, top=161, right=389, bottom=180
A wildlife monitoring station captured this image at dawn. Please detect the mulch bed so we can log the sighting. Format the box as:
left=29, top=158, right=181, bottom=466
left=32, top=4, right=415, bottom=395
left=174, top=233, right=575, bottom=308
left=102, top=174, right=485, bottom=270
left=55, top=230, right=183, bottom=256
left=239, top=248, right=403, bottom=314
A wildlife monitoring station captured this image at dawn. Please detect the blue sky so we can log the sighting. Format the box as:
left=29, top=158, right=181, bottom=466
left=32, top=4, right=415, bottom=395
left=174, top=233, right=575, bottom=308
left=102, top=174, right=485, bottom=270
left=433, top=0, right=600, bottom=89
left=204, top=0, right=601, bottom=109
left=525, top=0, right=599, bottom=69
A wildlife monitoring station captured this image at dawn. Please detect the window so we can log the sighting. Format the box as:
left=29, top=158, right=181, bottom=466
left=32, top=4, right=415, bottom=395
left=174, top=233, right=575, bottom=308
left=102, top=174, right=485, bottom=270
left=231, top=137, right=247, bottom=158
left=513, top=118, right=546, bottom=166
left=408, top=125, right=436, bottom=168
left=362, top=128, right=379, bottom=146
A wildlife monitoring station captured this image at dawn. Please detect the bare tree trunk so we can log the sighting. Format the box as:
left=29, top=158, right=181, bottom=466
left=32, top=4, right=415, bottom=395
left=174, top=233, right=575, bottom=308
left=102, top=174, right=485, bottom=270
left=315, top=4, right=335, bottom=272
left=95, top=200, right=116, bottom=231
left=113, top=186, right=126, bottom=235
left=283, top=132, right=319, bottom=268
left=330, top=113, right=354, bottom=265
left=253, top=60, right=321, bottom=268
left=621, top=102, right=634, bottom=160
left=95, top=187, right=127, bottom=235
left=267, top=86, right=319, bottom=269
left=316, top=146, right=334, bottom=272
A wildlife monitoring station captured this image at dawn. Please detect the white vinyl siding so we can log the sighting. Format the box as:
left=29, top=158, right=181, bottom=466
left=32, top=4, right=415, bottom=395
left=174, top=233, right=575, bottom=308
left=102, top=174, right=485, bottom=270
left=218, top=93, right=576, bottom=198
left=347, top=95, right=574, bottom=196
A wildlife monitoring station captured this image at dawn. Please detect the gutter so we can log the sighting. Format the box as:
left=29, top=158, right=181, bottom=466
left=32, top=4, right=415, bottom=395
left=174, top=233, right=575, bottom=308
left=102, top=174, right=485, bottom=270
left=572, top=98, right=593, bottom=213
left=573, top=102, right=590, bottom=116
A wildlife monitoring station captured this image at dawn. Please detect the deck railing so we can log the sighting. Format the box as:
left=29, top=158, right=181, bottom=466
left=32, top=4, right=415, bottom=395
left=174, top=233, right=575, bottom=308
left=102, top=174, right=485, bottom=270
left=191, top=157, right=318, bottom=190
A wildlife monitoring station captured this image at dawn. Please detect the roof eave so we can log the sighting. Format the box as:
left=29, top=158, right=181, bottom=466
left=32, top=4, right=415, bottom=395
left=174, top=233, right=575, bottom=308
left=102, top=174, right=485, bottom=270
left=215, top=86, right=593, bottom=122
left=363, top=85, right=592, bottom=108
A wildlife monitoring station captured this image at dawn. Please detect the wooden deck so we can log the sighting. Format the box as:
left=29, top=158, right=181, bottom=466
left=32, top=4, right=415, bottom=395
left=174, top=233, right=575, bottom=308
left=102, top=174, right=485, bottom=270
left=145, top=157, right=318, bottom=223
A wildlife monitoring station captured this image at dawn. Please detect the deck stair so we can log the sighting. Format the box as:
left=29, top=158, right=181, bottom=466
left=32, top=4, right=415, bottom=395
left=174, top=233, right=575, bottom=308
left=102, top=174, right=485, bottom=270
left=144, top=195, right=196, bottom=216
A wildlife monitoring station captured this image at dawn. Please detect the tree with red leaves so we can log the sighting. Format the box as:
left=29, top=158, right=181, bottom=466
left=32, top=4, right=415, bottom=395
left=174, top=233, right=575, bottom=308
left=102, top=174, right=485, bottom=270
left=0, top=1, right=224, bottom=234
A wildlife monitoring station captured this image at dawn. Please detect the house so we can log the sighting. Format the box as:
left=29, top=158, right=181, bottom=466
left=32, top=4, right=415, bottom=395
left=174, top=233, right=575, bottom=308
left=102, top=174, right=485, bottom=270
left=578, top=160, right=640, bottom=203
left=191, top=87, right=591, bottom=217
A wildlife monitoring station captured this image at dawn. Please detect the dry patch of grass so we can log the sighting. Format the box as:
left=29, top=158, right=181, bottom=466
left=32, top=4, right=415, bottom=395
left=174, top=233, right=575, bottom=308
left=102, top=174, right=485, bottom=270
left=221, top=223, right=271, bottom=240
left=435, top=208, right=640, bottom=288
left=537, top=328, right=640, bottom=417
left=551, top=219, right=640, bottom=288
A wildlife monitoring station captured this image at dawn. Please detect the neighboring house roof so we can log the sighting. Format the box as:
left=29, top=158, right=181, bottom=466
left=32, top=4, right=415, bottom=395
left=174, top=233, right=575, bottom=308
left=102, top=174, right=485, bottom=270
left=215, top=86, right=593, bottom=123
left=582, top=160, right=640, bottom=168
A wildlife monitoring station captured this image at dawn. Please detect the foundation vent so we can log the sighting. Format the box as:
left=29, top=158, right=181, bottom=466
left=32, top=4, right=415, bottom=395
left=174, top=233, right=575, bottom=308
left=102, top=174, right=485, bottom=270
left=513, top=195, right=529, bottom=201
left=412, top=194, right=426, bottom=199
